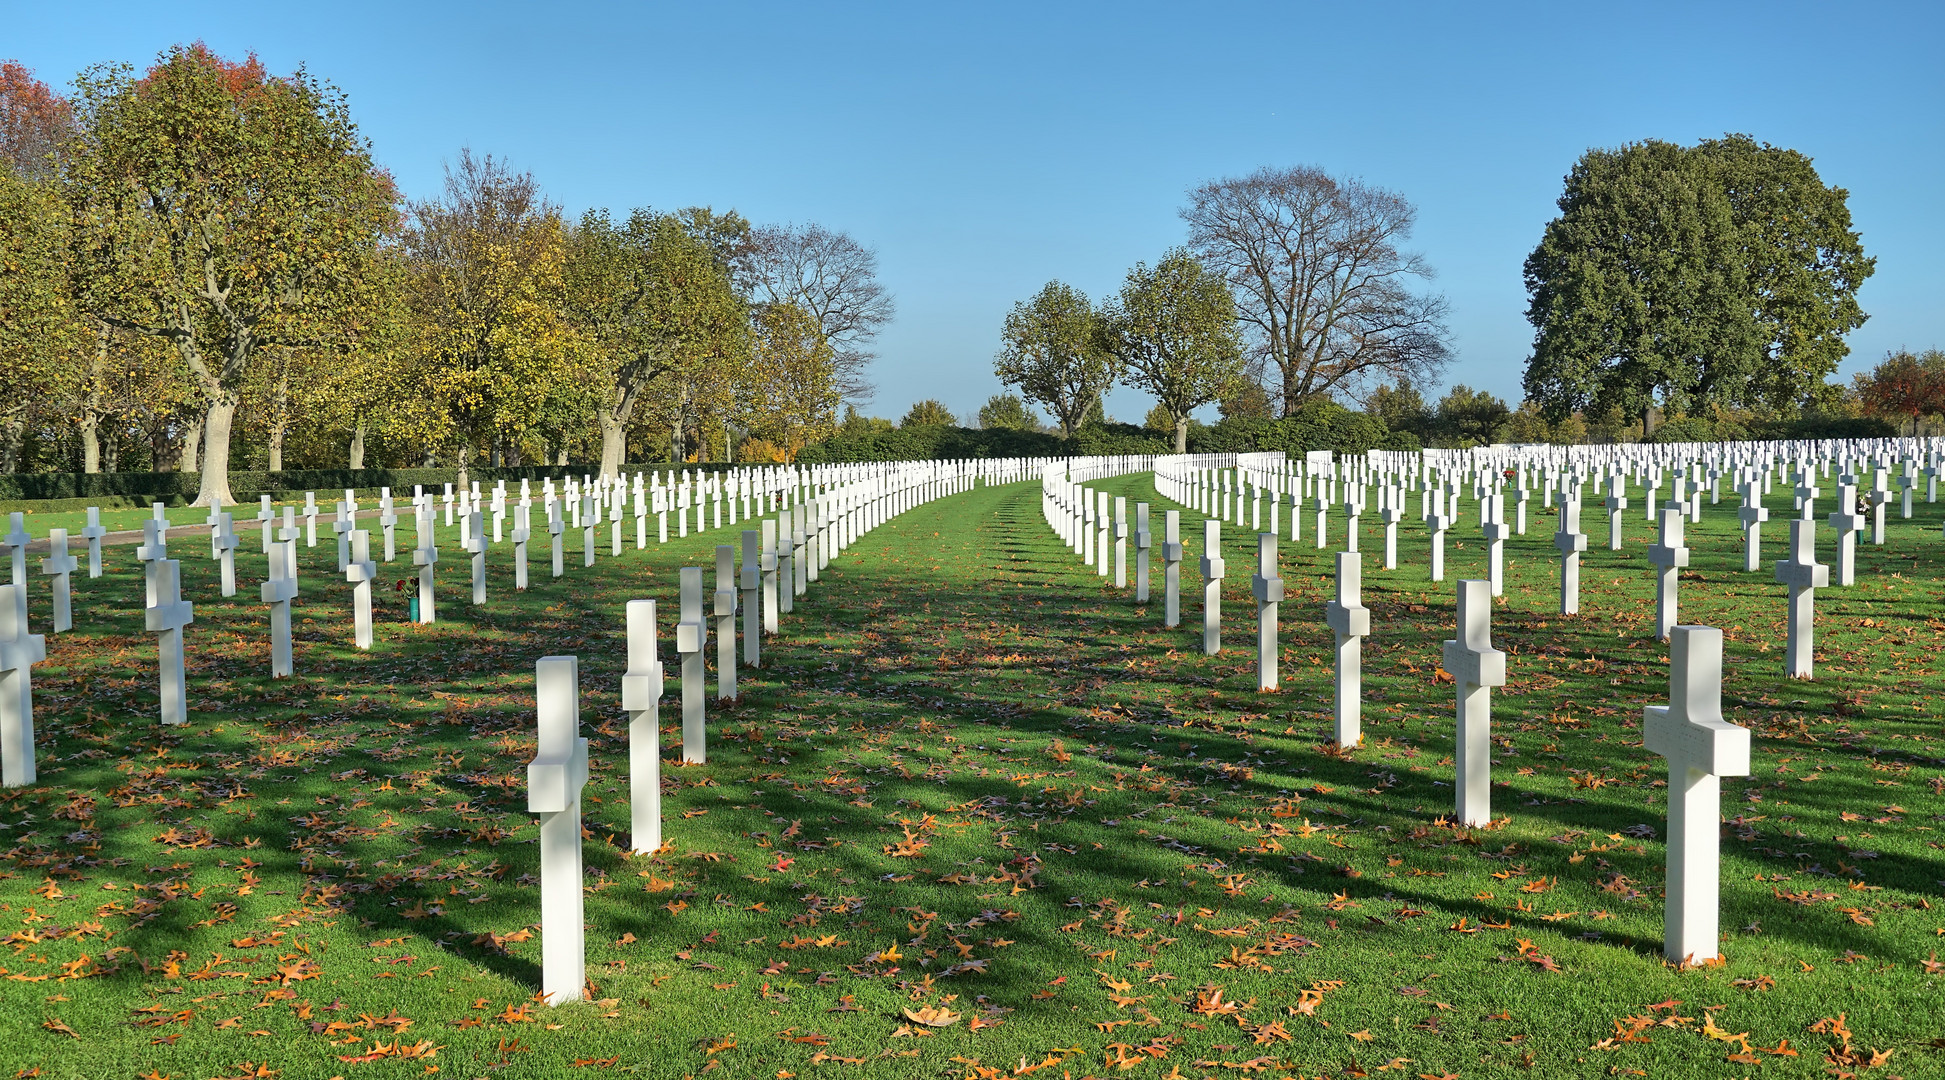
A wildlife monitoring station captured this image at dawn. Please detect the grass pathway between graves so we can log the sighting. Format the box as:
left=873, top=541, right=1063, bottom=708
left=1, top=475, right=1942, bottom=1080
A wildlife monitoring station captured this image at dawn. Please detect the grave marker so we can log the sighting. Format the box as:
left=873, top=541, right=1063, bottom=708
left=1325, top=551, right=1370, bottom=748
left=1648, top=507, right=1690, bottom=640
left=715, top=545, right=737, bottom=700
left=262, top=534, right=299, bottom=678
left=1200, top=519, right=1224, bottom=655
left=1826, top=481, right=1863, bottom=586
left=1774, top=519, right=1828, bottom=679
left=1162, top=510, right=1183, bottom=629
left=80, top=508, right=107, bottom=578
left=39, top=530, right=76, bottom=633
left=527, top=655, right=590, bottom=1005
left=0, top=584, right=45, bottom=786
left=1442, top=580, right=1506, bottom=827
left=741, top=531, right=761, bottom=668
left=1251, top=533, right=1282, bottom=691
left=346, top=530, right=376, bottom=650
left=1554, top=493, right=1587, bottom=615
left=412, top=508, right=439, bottom=625
left=678, top=567, right=707, bottom=763
left=213, top=514, right=239, bottom=597
left=146, top=560, right=193, bottom=725
left=1643, top=625, right=1749, bottom=963
left=622, top=600, right=663, bottom=853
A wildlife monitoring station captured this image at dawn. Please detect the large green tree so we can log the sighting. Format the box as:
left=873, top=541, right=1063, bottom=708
left=565, top=207, right=748, bottom=476
left=1104, top=250, right=1245, bottom=452
left=65, top=45, right=395, bottom=505
left=1523, top=135, right=1873, bottom=431
left=993, top=281, right=1119, bottom=438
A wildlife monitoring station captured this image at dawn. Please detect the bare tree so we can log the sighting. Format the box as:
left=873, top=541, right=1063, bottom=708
left=745, top=223, right=893, bottom=404
left=1182, top=165, right=1450, bottom=415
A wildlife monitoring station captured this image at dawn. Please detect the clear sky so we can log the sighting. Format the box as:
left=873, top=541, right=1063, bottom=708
left=9, top=1, right=1941, bottom=425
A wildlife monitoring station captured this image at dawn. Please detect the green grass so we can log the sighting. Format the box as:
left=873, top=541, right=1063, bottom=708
left=1, top=474, right=1941, bottom=1080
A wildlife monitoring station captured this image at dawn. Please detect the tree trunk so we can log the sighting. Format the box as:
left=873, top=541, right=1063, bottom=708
left=182, top=413, right=204, bottom=474
left=192, top=395, right=241, bottom=507
left=81, top=322, right=109, bottom=473
left=1641, top=404, right=1660, bottom=438
left=0, top=413, right=23, bottom=473
left=103, top=426, right=121, bottom=473
left=348, top=422, right=366, bottom=469
left=1174, top=414, right=1189, bottom=454
left=456, top=442, right=471, bottom=490
left=554, top=447, right=568, bottom=467
left=598, top=409, right=627, bottom=479
left=267, top=421, right=286, bottom=472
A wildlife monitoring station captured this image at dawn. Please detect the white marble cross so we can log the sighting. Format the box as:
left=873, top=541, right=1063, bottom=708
left=333, top=501, right=354, bottom=573
left=346, top=530, right=376, bottom=650
left=511, top=504, right=531, bottom=591
left=581, top=496, right=596, bottom=568
left=146, top=559, right=193, bottom=725
left=1643, top=624, right=1749, bottom=963
left=779, top=511, right=797, bottom=614
left=1648, top=507, right=1691, bottom=640
left=1554, top=492, right=1587, bottom=615
left=80, top=507, right=107, bottom=579
left=465, top=510, right=487, bottom=605
left=303, top=491, right=319, bottom=547
left=412, top=508, right=439, bottom=625
left=714, top=544, right=737, bottom=701
left=1114, top=496, right=1129, bottom=588
left=1792, top=470, right=1820, bottom=521
left=1442, top=579, right=1506, bottom=826
left=39, top=529, right=76, bottom=633
left=622, top=599, right=664, bottom=854
left=261, top=533, right=299, bottom=678
left=1867, top=467, right=1890, bottom=545
left=549, top=499, right=565, bottom=579
left=1738, top=477, right=1768, bottom=573
left=740, top=530, right=761, bottom=668
left=1604, top=474, right=1628, bottom=551
left=677, top=566, right=708, bottom=763
left=0, top=584, right=46, bottom=787
left=380, top=490, right=399, bottom=562
left=1134, top=503, right=1152, bottom=603
left=213, top=514, right=239, bottom=597
left=1426, top=500, right=1452, bottom=583
left=761, top=519, right=781, bottom=635
left=1251, top=533, right=1282, bottom=691
left=1482, top=489, right=1510, bottom=597
left=1774, top=518, right=1828, bottom=679
left=1200, top=519, right=1224, bottom=656
left=1826, top=481, right=1863, bottom=586
left=1379, top=486, right=1405, bottom=570
left=256, top=496, right=275, bottom=554
left=135, top=518, right=169, bottom=607
left=1162, top=510, right=1183, bottom=629
left=1326, top=551, right=1371, bottom=748
left=527, top=654, right=590, bottom=1005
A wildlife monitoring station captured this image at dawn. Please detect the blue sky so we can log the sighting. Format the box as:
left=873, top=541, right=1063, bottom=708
left=10, top=1, right=1941, bottom=424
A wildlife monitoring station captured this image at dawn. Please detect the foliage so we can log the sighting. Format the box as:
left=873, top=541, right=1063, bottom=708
left=1431, top=384, right=1512, bottom=448
left=744, top=221, right=893, bottom=404
left=993, top=281, right=1120, bottom=438
left=1523, top=135, right=1874, bottom=427
left=0, top=58, right=73, bottom=181
left=1645, top=416, right=1720, bottom=444
left=1501, top=401, right=1590, bottom=446
left=1853, top=348, right=1945, bottom=434
left=64, top=44, right=397, bottom=506
left=566, top=206, right=751, bottom=474
left=837, top=404, right=895, bottom=437
left=976, top=394, right=1042, bottom=431
left=1188, top=399, right=1393, bottom=455
left=1218, top=378, right=1274, bottom=421
left=900, top=399, right=957, bottom=428
left=1183, top=164, right=1451, bottom=414
left=1104, top=249, right=1245, bottom=452
left=737, top=303, right=839, bottom=459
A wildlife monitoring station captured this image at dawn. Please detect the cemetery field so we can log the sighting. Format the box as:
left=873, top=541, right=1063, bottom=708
left=4, top=475, right=1944, bottom=1080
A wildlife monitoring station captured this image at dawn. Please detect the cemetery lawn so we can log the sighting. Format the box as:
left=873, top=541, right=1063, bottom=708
left=4, top=475, right=1943, bottom=1080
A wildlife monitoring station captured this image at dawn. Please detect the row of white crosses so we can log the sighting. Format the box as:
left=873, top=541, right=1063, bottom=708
left=520, top=458, right=1004, bottom=1004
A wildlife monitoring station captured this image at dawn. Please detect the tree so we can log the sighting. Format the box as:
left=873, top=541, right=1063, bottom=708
left=1182, top=165, right=1450, bottom=415
left=1103, top=250, right=1244, bottom=452
left=1218, top=380, right=1273, bottom=421
left=994, top=281, right=1119, bottom=438
left=977, top=394, right=1041, bottom=431
left=395, top=149, right=574, bottom=480
left=1432, top=385, right=1511, bottom=448
left=737, top=302, right=839, bottom=459
left=65, top=45, right=394, bottom=505
left=900, top=399, right=956, bottom=428
left=0, top=59, right=73, bottom=182
left=1365, top=381, right=1429, bottom=434
left=565, top=207, right=748, bottom=476
left=0, top=77, right=82, bottom=470
left=1854, top=348, right=1945, bottom=435
left=745, top=222, right=892, bottom=404
left=837, top=405, right=893, bottom=437
left=1523, top=135, right=1873, bottom=432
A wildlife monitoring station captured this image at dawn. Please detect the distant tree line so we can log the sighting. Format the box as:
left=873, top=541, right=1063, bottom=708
left=0, top=47, right=893, bottom=502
